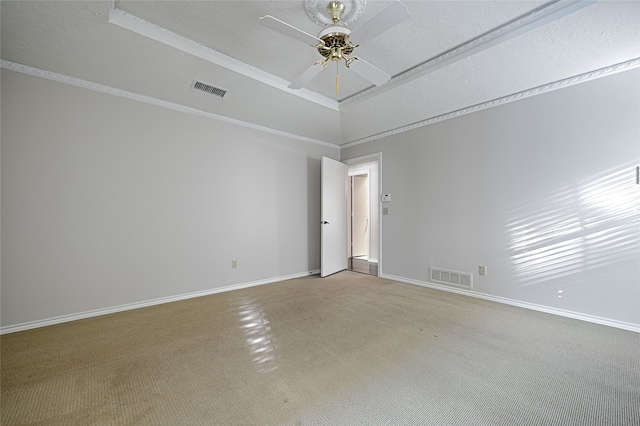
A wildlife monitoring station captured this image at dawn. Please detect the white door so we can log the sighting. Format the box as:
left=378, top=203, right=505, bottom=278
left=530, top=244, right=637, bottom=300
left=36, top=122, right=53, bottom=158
left=321, top=156, right=348, bottom=277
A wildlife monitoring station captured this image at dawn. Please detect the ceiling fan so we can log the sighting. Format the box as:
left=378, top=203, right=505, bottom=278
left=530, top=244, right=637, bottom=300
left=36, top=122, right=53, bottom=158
left=259, top=1, right=410, bottom=94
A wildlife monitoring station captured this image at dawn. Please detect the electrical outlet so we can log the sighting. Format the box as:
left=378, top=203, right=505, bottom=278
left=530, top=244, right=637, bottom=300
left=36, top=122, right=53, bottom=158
left=479, top=265, right=486, bottom=276
left=232, top=260, right=237, bottom=269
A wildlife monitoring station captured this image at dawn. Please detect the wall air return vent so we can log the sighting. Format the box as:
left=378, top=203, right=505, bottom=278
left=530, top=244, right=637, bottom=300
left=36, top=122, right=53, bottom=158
left=191, top=80, right=227, bottom=99
left=430, top=268, right=473, bottom=289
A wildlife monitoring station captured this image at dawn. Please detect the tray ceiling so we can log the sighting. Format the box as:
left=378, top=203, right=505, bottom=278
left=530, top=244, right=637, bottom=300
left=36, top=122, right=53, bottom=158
left=2, top=1, right=639, bottom=146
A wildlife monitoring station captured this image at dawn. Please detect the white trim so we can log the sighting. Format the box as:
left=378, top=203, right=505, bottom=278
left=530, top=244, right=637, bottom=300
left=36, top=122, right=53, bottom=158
left=344, top=152, right=383, bottom=277
left=108, top=0, right=591, bottom=110
left=341, top=58, right=640, bottom=148
left=3, top=55, right=636, bottom=152
left=380, top=273, right=640, bottom=333
left=0, top=270, right=320, bottom=335
left=108, top=4, right=339, bottom=111
left=0, top=60, right=339, bottom=150
left=341, top=0, right=595, bottom=105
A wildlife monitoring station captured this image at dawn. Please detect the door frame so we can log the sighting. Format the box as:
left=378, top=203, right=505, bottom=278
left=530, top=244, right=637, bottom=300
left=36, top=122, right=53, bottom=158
left=343, top=152, right=383, bottom=276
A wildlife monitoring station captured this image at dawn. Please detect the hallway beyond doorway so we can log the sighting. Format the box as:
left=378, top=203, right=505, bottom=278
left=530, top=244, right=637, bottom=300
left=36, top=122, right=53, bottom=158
left=349, top=256, right=378, bottom=276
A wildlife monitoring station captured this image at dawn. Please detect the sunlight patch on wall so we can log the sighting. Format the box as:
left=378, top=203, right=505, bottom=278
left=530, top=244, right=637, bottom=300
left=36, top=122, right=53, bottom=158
left=506, top=164, right=640, bottom=286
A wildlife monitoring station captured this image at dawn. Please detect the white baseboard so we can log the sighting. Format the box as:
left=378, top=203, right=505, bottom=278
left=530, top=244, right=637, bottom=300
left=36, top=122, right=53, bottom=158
left=5, top=271, right=636, bottom=334
left=0, top=270, right=321, bottom=335
left=380, top=273, right=640, bottom=333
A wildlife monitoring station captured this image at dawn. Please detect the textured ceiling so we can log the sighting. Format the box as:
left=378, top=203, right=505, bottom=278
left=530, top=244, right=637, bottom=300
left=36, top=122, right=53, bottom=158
left=2, top=1, right=639, bottom=146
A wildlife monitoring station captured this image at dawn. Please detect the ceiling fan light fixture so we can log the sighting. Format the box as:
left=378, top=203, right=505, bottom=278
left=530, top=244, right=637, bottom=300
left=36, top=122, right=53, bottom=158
left=261, top=0, right=409, bottom=92
left=316, top=30, right=357, bottom=62
left=330, top=46, right=343, bottom=62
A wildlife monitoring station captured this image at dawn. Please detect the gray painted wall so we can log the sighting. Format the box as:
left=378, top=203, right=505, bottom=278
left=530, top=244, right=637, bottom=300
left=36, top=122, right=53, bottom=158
left=342, top=68, right=640, bottom=327
left=2, top=66, right=638, bottom=331
left=1, top=69, right=338, bottom=328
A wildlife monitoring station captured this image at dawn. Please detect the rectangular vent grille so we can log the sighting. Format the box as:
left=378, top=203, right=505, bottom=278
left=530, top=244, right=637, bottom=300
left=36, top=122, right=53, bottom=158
left=192, top=80, right=227, bottom=99
left=430, top=268, right=473, bottom=289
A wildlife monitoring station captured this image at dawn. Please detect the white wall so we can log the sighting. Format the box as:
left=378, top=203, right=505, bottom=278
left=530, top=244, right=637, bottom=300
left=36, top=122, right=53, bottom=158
left=342, top=68, right=640, bottom=329
left=1, top=69, right=338, bottom=329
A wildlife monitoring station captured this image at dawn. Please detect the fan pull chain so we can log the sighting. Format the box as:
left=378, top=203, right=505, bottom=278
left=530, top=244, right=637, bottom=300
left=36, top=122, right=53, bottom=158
left=336, top=61, right=339, bottom=95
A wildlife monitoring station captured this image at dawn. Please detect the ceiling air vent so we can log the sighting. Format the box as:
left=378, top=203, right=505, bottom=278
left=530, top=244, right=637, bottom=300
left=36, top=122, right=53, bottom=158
left=191, top=80, right=227, bottom=99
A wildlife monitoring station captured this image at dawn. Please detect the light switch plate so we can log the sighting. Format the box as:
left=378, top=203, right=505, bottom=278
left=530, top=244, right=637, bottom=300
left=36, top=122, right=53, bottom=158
left=382, top=194, right=391, bottom=202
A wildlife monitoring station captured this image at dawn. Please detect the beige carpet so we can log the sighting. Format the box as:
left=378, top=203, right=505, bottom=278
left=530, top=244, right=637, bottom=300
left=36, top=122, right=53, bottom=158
left=2, top=271, right=639, bottom=425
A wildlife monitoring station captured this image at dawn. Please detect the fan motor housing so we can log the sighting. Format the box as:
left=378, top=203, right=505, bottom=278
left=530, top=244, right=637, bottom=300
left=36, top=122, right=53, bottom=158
left=318, top=24, right=350, bottom=39
left=317, top=25, right=357, bottom=60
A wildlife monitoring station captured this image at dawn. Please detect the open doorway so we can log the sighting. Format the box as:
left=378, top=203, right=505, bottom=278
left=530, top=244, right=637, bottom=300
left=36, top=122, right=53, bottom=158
left=346, top=157, right=379, bottom=276
left=351, top=174, right=369, bottom=259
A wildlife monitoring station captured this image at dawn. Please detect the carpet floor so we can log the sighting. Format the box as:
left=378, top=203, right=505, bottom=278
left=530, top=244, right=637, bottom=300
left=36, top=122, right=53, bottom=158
left=2, top=271, right=639, bottom=425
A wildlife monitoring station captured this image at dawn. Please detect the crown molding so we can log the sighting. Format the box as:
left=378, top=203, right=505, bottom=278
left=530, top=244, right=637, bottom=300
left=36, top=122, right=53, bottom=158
left=0, top=60, right=339, bottom=150
left=106, top=0, right=594, bottom=113
left=5, top=57, right=637, bottom=151
left=340, top=0, right=596, bottom=106
left=108, top=3, right=339, bottom=112
left=341, top=57, right=640, bottom=148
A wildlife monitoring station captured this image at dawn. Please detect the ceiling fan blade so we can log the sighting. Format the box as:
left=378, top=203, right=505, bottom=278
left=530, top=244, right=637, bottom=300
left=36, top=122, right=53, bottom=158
left=346, top=57, right=391, bottom=86
left=289, top=62, right=326, bottom=89
left=349, top=1, right=410, bottom=43
left=259, top=15, right=323, bottom=46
